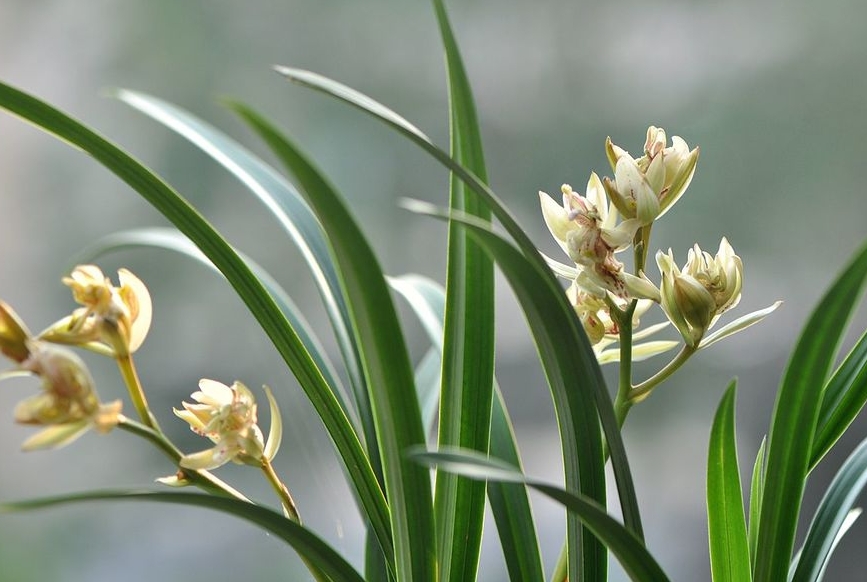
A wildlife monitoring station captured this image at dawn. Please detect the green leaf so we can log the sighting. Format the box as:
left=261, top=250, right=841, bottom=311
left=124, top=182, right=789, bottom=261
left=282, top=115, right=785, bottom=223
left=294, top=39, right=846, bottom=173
left=113, top=89, right=380, bottom=483
left=408, top=203, right=620, bottom=579
left=791, top=438, right=867, bottom=582
left=707, top=380, right=751, bottom=582
left=430, top=2, right=496, bottom=581
left=753, top=241, right=867, bottom=582
left=810, top=328, right=867, bottom=471
left=391, top=273, right=544, bottom=582
left=229, top=105, right=435, bottom=582
left=748, top=436, right=767, bottom=568
left=0, top=81, right=393, bottom=575
left=73, top=227, right=355, bottom=427
left=0, top=491, right=364, bottom=582
left=411, top=449, right=670, bottom=582
left=271, top=67, right=644, bottom=545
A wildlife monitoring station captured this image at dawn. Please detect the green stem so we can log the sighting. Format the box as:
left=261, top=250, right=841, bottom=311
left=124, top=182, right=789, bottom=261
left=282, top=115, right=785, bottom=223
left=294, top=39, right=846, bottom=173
left=261, top=458, right=301, bottom=523
left=629, top=344, right=696, bottom=403
left=116, top=416, right=248, bottom=501
left=115, top=354, right=160, bottom=431
left=609, top=299, right=638, bottom=428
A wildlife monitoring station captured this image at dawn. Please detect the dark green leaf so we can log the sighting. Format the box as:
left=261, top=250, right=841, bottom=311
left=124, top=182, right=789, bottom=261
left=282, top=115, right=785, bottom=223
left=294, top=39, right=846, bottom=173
left=811, top=329, right=867, bottom=471
left=1, top=491, right=363, bottom=582
left=754, top=241, right=867, bottom=581
left=430, top=1, right=496, bottom=580
left=229, top=105, right=435, bottom=582
left=411, top=449, right=670, bottom=582
left=707, top=381, right=751, bottom=582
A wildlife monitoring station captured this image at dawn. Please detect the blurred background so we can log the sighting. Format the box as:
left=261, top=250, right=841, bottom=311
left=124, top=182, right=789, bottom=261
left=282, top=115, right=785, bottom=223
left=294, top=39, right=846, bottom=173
left=2, top=0, right=867, bottom=580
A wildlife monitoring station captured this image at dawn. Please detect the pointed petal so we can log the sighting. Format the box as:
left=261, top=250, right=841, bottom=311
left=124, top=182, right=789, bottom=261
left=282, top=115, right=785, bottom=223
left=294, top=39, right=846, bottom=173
left=262, top=385, right=283, bottom=461
left=698, top=301, right=783, bottom=350
left=21, top=421, right=92, bottom=451
left=540, top=252, right=579, bottom=279
left=539, top=190, right=573, bottom=245
left=658, top=146, right=699, bottom=218
left=118, top=269, right=152, bottom=353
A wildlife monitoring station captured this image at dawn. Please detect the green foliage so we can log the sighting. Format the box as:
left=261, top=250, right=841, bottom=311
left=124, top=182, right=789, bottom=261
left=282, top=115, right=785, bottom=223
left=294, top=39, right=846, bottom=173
left=1, top=1, right=867, bottom=581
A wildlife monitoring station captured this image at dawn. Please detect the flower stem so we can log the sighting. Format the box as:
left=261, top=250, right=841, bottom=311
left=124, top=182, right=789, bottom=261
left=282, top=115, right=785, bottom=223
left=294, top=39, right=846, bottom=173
left=261, top=458, right=301, bottom=523
left=629, top=343, right=696, bottom=403
left=609, top=298, right=638, bottom=428
left=116, top=415, right=248, bottom=501
left=115, top=354, right=160, bottom=431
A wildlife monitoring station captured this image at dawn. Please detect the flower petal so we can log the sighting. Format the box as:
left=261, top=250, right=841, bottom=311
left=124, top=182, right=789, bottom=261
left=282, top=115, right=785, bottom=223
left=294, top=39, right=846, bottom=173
left=698, top=301, right=783, bottom=350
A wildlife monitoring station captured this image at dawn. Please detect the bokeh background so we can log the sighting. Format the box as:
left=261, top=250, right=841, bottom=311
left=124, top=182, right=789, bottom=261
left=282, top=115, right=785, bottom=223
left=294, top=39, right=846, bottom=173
left=2, top=0, right=867, bottom=580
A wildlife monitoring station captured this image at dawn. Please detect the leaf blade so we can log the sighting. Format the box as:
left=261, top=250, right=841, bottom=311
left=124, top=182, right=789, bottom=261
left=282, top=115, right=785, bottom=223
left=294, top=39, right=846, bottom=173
left=707, top=381, right=751, bottom=582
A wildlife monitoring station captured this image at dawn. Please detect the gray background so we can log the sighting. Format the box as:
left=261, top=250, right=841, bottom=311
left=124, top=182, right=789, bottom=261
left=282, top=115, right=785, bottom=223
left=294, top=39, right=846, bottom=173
left=1, top=0, right=867, bottom=580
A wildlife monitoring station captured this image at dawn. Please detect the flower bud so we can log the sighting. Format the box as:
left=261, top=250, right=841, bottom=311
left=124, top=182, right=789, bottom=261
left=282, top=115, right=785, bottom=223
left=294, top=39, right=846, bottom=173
left=656, top=238, right=744, bottom=346
left=603, top=127, right=699, bottom=224
left=0, top=300, right=32, bottom=363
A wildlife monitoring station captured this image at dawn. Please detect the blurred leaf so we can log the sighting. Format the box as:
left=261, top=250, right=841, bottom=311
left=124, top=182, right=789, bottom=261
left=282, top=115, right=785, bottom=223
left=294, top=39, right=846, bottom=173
left=113, top=89, right=379, bottom=482
left=0, top=81, right=393, bottom=575
left=430, top=1, right=496, bottom=580
left=754, top=241, right=867, bottom=582
left=0, top=491, right=364, bottom=582
left=230, top=104, right=435, bottom=582
left=810, top=328, right=867, bottom=471
left=791, top=438, right=867, bottom=582
left=748, top=436, right=767, bottom=568
left=411, top=449, right=670, bottom=582
left=707, top=381, right=751, bottom=582
left=273, top=68, right=644, bottom=543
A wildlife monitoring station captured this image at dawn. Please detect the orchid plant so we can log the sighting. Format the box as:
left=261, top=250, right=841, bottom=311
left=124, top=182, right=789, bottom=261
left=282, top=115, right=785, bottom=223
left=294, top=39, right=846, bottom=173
left=2, top=2, right=867, bottom=581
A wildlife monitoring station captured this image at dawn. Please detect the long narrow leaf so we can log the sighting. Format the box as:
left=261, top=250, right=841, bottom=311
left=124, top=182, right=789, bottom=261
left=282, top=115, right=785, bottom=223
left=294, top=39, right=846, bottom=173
left=0, top=81, right=393, bottom=574
left=411, top=449, right=670, bottom=582
left=1, top=491, right=364, bottom=582
left=272, top=66, right=644, bottom=542
left=407, top=202, right=617, bottom=577
left=748, top=436, right=767, bottom=568
left=791, top=438, right=867, bottom=582
left=392, top=273, right=544, bottom=582
left=230, top=105, right=435, bottom=582
left=754, top=241, right=867, bottom=581
left=114, top=90, right=380, bottom=481
left=430, top=1, right=496, bottom=580
left=707, top=381, right=751, bottom=582
left=810, top=329, right=867, bottom=471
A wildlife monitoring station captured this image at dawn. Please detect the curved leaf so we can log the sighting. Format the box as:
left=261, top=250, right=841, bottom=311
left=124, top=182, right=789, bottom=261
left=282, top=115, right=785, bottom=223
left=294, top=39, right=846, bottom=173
left=0, top=81, right=393, bottom=574
left=229, top=105, right=435, bottom=582
left=113, top=89, right=379, bottom=482
left=707, top=381, right=751, bottom=582
left=754, top=241, right=867, bottom=581
left=748, top=436, right=767, bottom=568
left=271, top=67, right=644, bottom=543
left=411, top=449, right=670, bottom=582
left=1, top=491, right=364, bottom=582
left=811, top=328, right=867, bottom=471
left=791, top=438, right=867, bottom=582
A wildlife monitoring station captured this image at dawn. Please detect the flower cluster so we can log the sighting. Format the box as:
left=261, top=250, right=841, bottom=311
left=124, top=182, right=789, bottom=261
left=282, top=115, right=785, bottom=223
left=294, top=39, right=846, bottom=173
left=541, top=127, right=778, bottom=363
